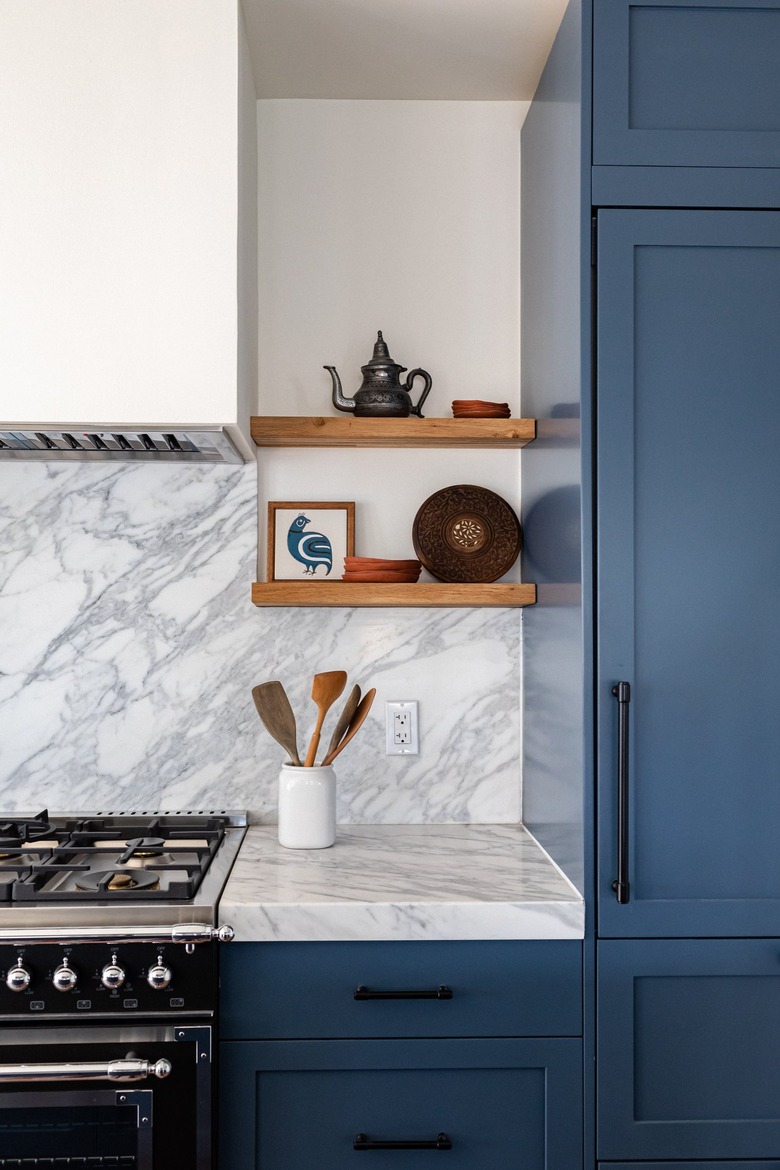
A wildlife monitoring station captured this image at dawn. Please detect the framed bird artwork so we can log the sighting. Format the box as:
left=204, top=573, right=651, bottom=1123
left=267, top=501, right=355, bottom=582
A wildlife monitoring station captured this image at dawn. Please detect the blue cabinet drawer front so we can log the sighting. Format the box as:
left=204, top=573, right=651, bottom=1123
left=219, top=1038, right=582, bottom=1170
left=601, top=1164, right=780, bottom=1169
left=219, top=940, right=581, bottom=1039
left=598, top=940, right=780, bottom=1160
left=594, top=0, right=780, bottom=167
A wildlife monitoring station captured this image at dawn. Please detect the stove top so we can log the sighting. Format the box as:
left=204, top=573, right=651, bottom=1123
left=0, top=811, right=247, bottom=931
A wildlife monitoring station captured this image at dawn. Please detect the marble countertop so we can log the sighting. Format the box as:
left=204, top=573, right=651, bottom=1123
left=218, top=824, right=584, bottom=942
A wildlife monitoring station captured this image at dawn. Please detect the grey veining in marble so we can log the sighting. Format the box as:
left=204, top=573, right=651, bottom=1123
left=0, top=462, right=522, bottom=823
left=219, top=824, right=584, bottom=941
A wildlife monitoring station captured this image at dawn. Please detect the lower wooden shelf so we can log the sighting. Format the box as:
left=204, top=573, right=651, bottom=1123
left=251, top=581, right=536, bottom=608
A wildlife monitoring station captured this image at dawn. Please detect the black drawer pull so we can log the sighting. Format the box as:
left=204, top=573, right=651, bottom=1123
left=353, top=985, right=453, bottom=1001
left=354, top=1132, right=452, bottom=1151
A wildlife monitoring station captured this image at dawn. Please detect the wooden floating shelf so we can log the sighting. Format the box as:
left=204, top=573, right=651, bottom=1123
left=251, top=582, right=537, bottom=608
left=250, top=416, right=536, bottom=449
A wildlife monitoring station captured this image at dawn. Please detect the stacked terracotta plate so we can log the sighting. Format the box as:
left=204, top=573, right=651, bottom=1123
left=343, top=556, right=422, bottom=583
left=452, top=399, right=511, bottom=418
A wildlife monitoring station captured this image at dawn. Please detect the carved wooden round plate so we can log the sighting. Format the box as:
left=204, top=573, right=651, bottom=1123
left=412, top=484, right=522, bottom=583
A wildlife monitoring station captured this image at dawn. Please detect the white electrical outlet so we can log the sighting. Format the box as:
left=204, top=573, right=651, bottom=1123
left=385, top=700, right=419, bottom=755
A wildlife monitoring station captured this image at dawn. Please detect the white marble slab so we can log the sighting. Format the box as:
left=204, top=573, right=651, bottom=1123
left=219, top=823, right=584, bottom=941
left=0, top=462, right=522, bottom=824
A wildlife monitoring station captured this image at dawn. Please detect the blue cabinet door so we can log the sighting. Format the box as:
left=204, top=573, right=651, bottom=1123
left=598, top=940, right=780, bottom=1159
left=601, top=1163, right=780, bottom=1169
left=593, top=0, right=780, bottom=167
left=218, top=1038, right=582, bottom=1170
left=596, top=209, right=780, bottom=937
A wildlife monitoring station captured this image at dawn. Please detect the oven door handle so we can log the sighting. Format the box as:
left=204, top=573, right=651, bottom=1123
left=0, top=923, right=234, bottom=947
left=0, top=1057, right=172, bottom=1084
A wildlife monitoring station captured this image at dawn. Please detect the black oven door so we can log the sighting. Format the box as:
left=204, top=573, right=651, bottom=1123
left=0, top=1023, right=211, bottom=1169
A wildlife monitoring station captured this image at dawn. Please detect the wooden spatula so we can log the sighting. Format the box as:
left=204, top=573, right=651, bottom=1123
left=321, top=688, right=376, bottom=766
left=251, top=681, right=302, bottom=766
left=304, top=670, right=348, bottom=767
left=323, top=683, right=361, bottom=764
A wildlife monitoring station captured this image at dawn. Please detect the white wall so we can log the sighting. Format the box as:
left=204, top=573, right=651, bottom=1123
left=256, top=99, right=529, bottom=566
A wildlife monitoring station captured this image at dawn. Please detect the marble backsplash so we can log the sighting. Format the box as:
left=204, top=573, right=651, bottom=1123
left=0, top=461, right=522, bottom=823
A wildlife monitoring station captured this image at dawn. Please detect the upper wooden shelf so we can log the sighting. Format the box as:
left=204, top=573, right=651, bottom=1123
left=250, top=416, right=536, bottom=449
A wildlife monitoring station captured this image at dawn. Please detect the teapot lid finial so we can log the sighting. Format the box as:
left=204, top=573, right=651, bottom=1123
left=366, top=330, right=399, bottom=369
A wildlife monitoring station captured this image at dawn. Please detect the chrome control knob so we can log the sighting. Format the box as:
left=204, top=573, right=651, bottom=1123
left=101, top=956, right=126, bottom=990
left=5, top=964, right=31, bottom=992
left=52, top=960, right=78, bottom=992
left=147, top=961, right=172, bottom=991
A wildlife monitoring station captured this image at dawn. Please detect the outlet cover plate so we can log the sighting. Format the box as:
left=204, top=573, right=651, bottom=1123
left=385, top=700, right=419, bottom=755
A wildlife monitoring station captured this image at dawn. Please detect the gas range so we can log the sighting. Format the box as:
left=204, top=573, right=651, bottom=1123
left=0, top=810, right=246, bottom=1024
left=0, top=809, right=246, bottom=932
left=0, top=811, right=246, bottom=1166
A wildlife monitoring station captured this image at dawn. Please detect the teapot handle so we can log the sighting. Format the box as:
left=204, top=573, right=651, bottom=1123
left=404, top=369, right=432, bottom=418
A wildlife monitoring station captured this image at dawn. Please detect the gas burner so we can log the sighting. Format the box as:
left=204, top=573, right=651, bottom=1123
left=0, top=809, right=55, bottom=846
left=75, top=868, right=161, bottom=894
left=119, top=836, right=167, bottom=859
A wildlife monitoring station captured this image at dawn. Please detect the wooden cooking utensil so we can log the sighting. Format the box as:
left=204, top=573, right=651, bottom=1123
left=320, top=688, right=377, bottom=766
left=252, top=681, right=302, bottom=766
left=324, top=683, right=361, bottom=764
left=304, top=670, right=348, bottom=767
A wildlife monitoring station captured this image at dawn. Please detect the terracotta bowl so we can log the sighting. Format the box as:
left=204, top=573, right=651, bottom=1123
left=453, top=409, right=511, bottom=418
left=452, top=399, right=511, bottom=410
left=342, top=570, right=421, bottom=583
left=344, top=557, right=421, bottom=570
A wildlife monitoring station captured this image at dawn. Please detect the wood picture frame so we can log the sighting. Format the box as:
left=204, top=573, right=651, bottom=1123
left=267, top=501, right=355, bottom=582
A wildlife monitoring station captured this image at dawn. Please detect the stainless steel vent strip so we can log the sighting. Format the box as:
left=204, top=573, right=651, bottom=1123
left=0, top=428, right=244, bottom=464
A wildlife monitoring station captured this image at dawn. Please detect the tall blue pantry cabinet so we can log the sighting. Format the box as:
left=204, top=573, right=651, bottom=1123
left=588, top=0, right=780, bottom=1166
left=526, top=1, right=780, bottom=1166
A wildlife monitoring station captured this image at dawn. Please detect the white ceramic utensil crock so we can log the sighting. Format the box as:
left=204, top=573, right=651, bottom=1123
left=277, top=763, right=336, bottom=849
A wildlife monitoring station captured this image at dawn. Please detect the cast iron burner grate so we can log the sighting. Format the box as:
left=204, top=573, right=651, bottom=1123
left=0, top=811, right=231, bottom=903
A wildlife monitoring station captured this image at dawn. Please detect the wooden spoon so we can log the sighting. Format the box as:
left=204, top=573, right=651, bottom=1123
left=252, top=681, right=302, bottom=766
left=323, top=683, right=361, bottom=763
left=321, top=688, right=377, bottom=766
left=304, top=670, right=348, bottom=767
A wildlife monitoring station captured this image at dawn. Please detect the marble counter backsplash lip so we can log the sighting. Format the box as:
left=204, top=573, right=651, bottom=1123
left=218, top=823, right=584, bottom=942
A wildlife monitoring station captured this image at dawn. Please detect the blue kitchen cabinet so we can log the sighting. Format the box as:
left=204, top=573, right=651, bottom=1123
left=217, top=941, right=583, bottom=1170
left=593, top=0, right=780, bottom=168
left=597, top=940, right=780, bottom=1160
left=595, top=208, right=780, bottom=939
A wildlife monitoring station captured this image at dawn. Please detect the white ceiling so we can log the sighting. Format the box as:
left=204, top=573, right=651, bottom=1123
left=241, top=0, right=569, bottom=101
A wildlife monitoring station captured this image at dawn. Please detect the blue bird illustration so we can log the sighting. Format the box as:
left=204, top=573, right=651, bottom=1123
left=287, top=514, right=333, bottom=576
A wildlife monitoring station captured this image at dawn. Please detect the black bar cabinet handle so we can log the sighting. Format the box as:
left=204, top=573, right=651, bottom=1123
left=354, top=1132, right=452, bottom=1151
left=611, top=681, right=631, bottom=904
left=353, top=985, right=453, bottom=1001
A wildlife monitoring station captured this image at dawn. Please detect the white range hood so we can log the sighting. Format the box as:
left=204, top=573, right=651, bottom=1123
left=0, top=0, right=257, bottom=465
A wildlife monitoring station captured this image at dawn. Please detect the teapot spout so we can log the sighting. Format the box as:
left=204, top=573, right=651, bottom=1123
left=324, top=365, right=355, bottom=413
